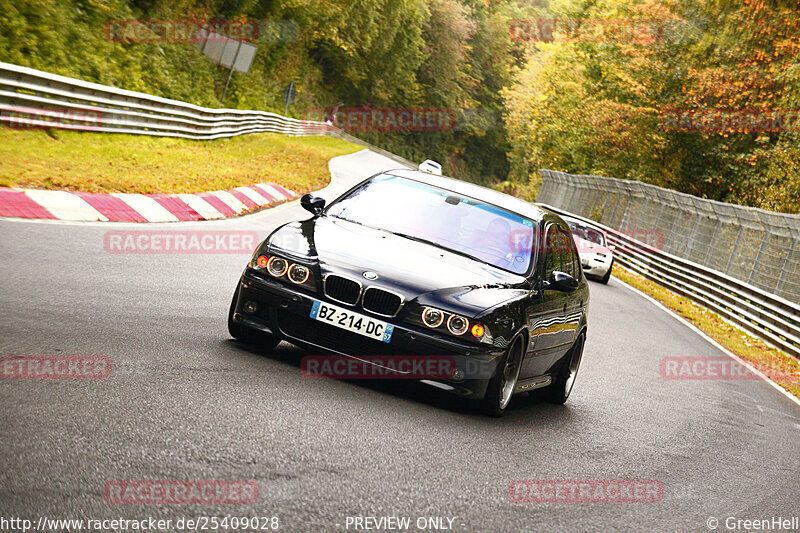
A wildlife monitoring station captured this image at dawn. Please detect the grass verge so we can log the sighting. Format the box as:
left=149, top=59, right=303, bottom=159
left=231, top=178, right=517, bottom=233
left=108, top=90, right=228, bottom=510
left=612, top=264, right=800, bottom=399
left=0, top=128, right=362, bottom=194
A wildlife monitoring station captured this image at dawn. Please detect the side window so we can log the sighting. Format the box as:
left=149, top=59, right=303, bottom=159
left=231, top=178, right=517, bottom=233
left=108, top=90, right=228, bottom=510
left=557, top=230, right=575, bottom=278
left=562, top=229, right=582, bottom=278
left=543, top=225, right=560, bottom=278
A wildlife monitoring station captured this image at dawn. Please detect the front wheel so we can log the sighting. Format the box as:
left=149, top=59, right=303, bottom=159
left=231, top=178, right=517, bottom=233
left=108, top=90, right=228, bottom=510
left=480, top=337, right=525, bottom=417
left=228, top=284, right=280, bottom=351
left=540, top=332, right=585, bottom=404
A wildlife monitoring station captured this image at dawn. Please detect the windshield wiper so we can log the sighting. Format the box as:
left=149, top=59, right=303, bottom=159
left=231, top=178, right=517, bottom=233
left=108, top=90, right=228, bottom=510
left=388, top=231, right=488, bottom=265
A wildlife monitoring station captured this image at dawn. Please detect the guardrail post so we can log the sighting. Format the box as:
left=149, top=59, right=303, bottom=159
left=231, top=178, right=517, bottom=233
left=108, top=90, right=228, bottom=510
left=598, top=184, right=614, bottom=224
left=702, top=219, right=722, bottom=264
left=724, top=227, right=745, bottom=276
left=618, top=181, right=632, bottom=231
left=776, top=240, right=797, bottom=296
left=685, top=211, right=702, bottom=255
left=748, top=231, right=771, bottom=285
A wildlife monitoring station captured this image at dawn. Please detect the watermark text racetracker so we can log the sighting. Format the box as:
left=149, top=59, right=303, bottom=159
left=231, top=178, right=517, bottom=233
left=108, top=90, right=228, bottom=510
left=509, top=18, right=667, bottom=44
left=2, top=105, right=104, bottom=131
left=104, top=19, right=260, bottom=43
left=104, top=480, right=258, bottom=504
left=508, top=228, right=664, bottom=253
left=1, top=356, right=111, bottom=379
left=301, top=355, right=495, bottom=381
left=660, top=109, right=800, bottom=133
left=660, top=356, right=799, bottom=386
left=104, top=230, right=259, bottom=254
left=0, top=515, right=280, bottom=532
left=509, top=479, right=663, bottom=503
left=303, top=107, right=457, bottom=132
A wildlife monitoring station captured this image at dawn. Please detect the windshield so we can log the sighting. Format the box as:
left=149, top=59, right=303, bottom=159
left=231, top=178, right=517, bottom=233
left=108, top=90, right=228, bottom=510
left=326, top=175, right=534, bottom=275
left=567, top=221, right=606, bottom=246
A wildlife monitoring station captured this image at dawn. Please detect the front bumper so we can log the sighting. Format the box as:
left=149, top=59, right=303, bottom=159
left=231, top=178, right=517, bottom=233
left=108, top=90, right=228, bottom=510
left=580, top=252, right=612, bottom=278
left=231, top=269, right=505, bottom=399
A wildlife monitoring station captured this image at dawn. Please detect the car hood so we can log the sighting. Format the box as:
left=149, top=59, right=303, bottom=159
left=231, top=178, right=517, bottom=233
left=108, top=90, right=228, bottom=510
left=266, top=216, right=529, bottom=316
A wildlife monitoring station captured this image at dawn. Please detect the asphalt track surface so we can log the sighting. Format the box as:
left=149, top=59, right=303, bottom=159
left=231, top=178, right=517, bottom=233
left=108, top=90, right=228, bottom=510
left=1, top=150, right=798, bottom=532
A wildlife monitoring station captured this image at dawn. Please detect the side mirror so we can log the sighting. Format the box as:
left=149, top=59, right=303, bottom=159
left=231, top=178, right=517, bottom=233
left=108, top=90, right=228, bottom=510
left=301, top=194, right=325, bottom=215
left=545, top=271, right=579, bottom=292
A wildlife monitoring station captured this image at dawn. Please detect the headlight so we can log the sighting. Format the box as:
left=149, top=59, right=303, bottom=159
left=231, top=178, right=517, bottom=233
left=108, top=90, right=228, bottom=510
left=447, top=314, right=469, bottom=336
left=251, top=253, right=316, bottom=292
left=422, top=307, right=445, bottom=328
left=418, top=306, right=489, bottom=343
left=267, top=256, right=288, bottom=277
left=288, top=263, right=310, bottom=284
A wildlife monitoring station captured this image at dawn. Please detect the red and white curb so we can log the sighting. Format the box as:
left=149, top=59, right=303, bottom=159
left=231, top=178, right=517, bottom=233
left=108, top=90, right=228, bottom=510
left=0, top=183, right=296, bottom=222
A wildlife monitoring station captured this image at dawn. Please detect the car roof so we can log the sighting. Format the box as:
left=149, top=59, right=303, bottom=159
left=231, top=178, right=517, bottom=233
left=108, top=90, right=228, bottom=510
left=383, top=169, right=551, bottom=223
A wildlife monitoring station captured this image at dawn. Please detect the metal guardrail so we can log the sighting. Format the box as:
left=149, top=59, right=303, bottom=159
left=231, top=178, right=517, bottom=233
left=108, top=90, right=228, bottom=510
left=0, top=62, right=331, bottom=139
left=0, top=61, right=419, bottom=170
left=538, top=169, right=800, bottom=303
left=538, top=202, right=800, bottom=360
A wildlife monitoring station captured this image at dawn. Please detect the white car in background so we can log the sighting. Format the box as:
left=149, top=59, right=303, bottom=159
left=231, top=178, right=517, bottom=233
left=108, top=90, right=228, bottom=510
left=418, top=159, right=443, bottom=175
left=562, top=215, right=615, bottom=284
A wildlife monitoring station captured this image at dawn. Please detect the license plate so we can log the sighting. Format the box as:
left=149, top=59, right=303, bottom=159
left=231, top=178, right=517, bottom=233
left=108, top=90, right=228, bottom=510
left=309, top=300, right=394, bottom=343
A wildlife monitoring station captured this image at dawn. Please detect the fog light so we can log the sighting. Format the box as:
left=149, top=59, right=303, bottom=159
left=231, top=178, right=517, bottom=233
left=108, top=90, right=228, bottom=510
left=471, top=324, right=485, bottom=338
left=243, top=300, right=258, bottom=314
left=451, top=368, right=464, bottom=381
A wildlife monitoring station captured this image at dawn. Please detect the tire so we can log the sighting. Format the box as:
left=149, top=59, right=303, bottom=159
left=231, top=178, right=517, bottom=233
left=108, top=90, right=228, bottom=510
left=480, top=336, right=525, bottom=417
left=599, top=260, right=613, bottom=284
left=539, top=332, right=585, bottom=404
left=227, top=284, right=280, bottom=351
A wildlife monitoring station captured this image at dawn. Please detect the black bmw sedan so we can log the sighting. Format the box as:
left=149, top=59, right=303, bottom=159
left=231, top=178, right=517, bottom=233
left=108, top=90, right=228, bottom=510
left=229, top=169, right=589, bottom=416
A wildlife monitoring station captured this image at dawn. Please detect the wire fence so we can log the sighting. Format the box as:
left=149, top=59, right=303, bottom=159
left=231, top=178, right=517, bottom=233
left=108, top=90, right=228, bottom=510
left=538, top=169, right=800, bottom=304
